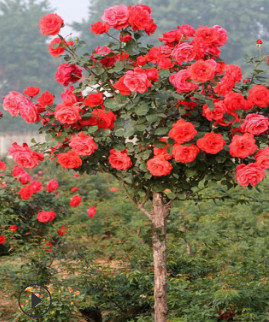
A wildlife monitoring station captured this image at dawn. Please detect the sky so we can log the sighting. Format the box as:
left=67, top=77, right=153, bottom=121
left=49, top=0, right=89, bottom=34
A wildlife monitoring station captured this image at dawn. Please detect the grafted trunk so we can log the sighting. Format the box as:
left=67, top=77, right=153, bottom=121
left=152, top=193, right=170, bottom=322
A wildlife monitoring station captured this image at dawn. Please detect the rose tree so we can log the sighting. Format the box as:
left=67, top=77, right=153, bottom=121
left=3, top=4, right=269, bottom=321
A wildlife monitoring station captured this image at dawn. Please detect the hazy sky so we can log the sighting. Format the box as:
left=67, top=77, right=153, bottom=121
left=49, top=0, right=89, bottom=34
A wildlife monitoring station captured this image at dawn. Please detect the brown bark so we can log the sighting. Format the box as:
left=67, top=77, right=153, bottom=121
left=152, top=193, right=170, bottom=322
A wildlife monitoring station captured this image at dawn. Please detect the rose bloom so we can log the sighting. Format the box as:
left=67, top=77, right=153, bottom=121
left=144, top=68, right=159, bottom=82
left=0, top=235, right=6, bottom=245
left=49, top=37, right=73, bottom=57
left=153, top=141, right=173, bottom=161
left=196, top=26, right=219, bottom=45
left=19, top=184, right=34, bottom=200
left=81, top=109, right=116, bottom=130
left=45, top=243, right=53, bottom=252
left=61, top=86, right=77, bottom=105
left=71, top=186, right=78, bottom=192
left=123, top=70, right=152, bottom=93
left=8, top=142, right=44, bottom=169
left=159, top=29, right=182, bottom=43
left=173, top=144, right=199, bottom=163
left=120, top=34, right=132, bottom=42
left=213, top=25, right=228, bottom=46
left=108, top=149, right=132, bottom=170
left=248, top=84, right=269, bottom=108
left=241, top=113, right=269, bottom=135
left=255, top=147, right=269, bottom=169
left=57, top=226, right=67, bottom=236
left=39, top=13, right=64, bottom=36
left=84, top=93, right=103, bottom=107
left=202, top=100, right=225, bottom=122
left=113, top=77, right=131, bottom=95
left=30, top=181, right=43, bottom=193
left=55, top=63, right=82, bottom=86
left=37, top=210, right=56, bottom=223
left=37, top=91, right=55, bottom=107
left=0, top=161, right=6, bottom=171
left=224, top=91, right=247, bottom=114
left=23, top=86, right=40, bottom=97
left=147, top=156, right=173, bottom=176
left=101, top=5, right=129, bottom=29
left=87, top=206, right=97, bottom=218
left=91, top=21, right=110, bottom=34
left=229, top=133, right=257, bottom=158
left=169, top=70, right=198, bottom=93
left=46, top=179, right=59, bottom=192
left=110, top=187, right=119, bottom=192
left=10, top=225, right=18, bottom=233
left=168, top=119, right=197, bottom=144
left=69, top=132, right=98, bottom=156
left=128, top=4, right=154, bottom=32
left=236, top=163, right=265, bottom=187
left=55, top=103, right=81, bottom=124
left=3, top=91, right=23, bottom=116
left=189, top=59, right=215, bottom=82
left=70, top=195, right=82, bottom=207
left=91, top=46, right=118, bottom=67
left=57, top=151, right=82, bottom=169
left=197, top=133, right=226, bottom=154
left=171, top=43, right=196, bottom=64
left=19, top=97, right=39, bottom=123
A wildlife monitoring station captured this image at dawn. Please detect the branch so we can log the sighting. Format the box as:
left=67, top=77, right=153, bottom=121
left=122, top=183, right=152, bottom=220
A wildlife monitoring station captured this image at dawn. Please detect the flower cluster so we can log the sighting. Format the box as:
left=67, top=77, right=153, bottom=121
left=2, top=4, right=269, bottom=193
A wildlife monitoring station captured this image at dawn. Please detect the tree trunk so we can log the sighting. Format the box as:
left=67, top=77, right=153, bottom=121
left=152, top=192, right=170, bottom=322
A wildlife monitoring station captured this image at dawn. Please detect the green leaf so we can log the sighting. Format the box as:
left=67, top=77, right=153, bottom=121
left=136, top=104, right=149, bottom=116
left=115, top=128, right=125, bottom=137
left=87, top=126, right=98, bottom=134
left=155, top=127, right=168, bottom=136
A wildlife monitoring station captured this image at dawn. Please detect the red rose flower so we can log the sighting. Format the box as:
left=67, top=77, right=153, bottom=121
left=0, top=235, right=6, bottom=244
left=46, top=179, right=59, bottom=192
left=91, top=21, right=110, bottom=34
left=19, top=184, right=34, bottom=200
left=189, top=59, right=216, bottom=82
left=248, top=84, right=269, bottom=108
left=196, top=26, right=219, bottom=45
left=30, top=181, right=43, bottom=193
left=81, top=109, right=116, bottom=130
left=87, top=206, right=97, bottom=218
left=71, top=186, right=78, bottom=192
left=153, top=140, right=173, bottom=161
left=197, top=133, right=225, bottom=154
left=147, top=156, right=173, bottom=176
left=202, top=101, right=225, bottom=122
left=236, top=163, right=265, bottom=187
left=10, top=225, right=18, bottom=233
left=8, top=142, right=44, bottom=169
left=108, top=149, right=132, bottom=170
left=241, top=113, right=269, bottom=135
left=37, top=91, right=55, bottom=107
left=70, top=195, right=82, bottom=207
left=255, top=147, right=269, bottom=169
left=18, top=97, right=39, bottom=123
left=128, top=5, right=154, bottom=32
left=229, top=133, right=257, bottom=158
left=0, top=161, right=6, bottom=171
left=224, top=91, right=247, bottom=114
left=45, top=243, right=53, bottom=251
left=168, top=119, right=197, bottom=144
left=57, top=226, right=67, bottom=236
left=61, top=86, right=77, bottom=105
left=55, top=103, right=81, bottom=124
left=173, top=144, right=199, bottom=163
left=113, top=77, right=131, bottom=95
left=23, top=86, right=40, bottom=97
left=110, top=187, right=119, bottom=192
left=55, top=63, right=82, bottom=86
left=39, top=13, right=64, bottom=36
left=91, top=46, right=118, bottom=67
left=57, top=151, right=82, bottom=169
left=3, top=91, right=23, bottom=116
left=101, top=5, right=129, bottom=29
left=84, top=93, right=103, bottom=107
left=48, top=37, right=73, bottom=57
left=37, top=210, right=56, bottom=223
left=69, top=132, right=98, bottom=156
left=120, top=34, right=132, bottom=42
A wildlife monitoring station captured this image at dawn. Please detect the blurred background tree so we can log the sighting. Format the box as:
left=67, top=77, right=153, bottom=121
left=0, top=0, right=61, bottom=132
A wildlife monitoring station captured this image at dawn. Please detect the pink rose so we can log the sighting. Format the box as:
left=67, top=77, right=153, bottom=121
left=46, top=179, right=59, bottom=192
left=169, top=70, right=198, bottom=93
left=171, top=43, right=196, bottom=64
left=240, top=113, right=269, bottom=135
left=255, top=147, right=269, bottom=169
left=61, top=86, right=78, bottom=105
left=102, top=5, right=129, bottom=29
left=123, top=70, right=152, bottom=93
left=55, top=103, right=81, bottom=124
left=55, top=63, right=82, bottom=86
left=236, top=163, right=265, bottom=187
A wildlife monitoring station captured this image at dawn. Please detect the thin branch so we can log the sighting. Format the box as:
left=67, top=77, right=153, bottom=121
left=122, top=183, right=152, bottom=220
